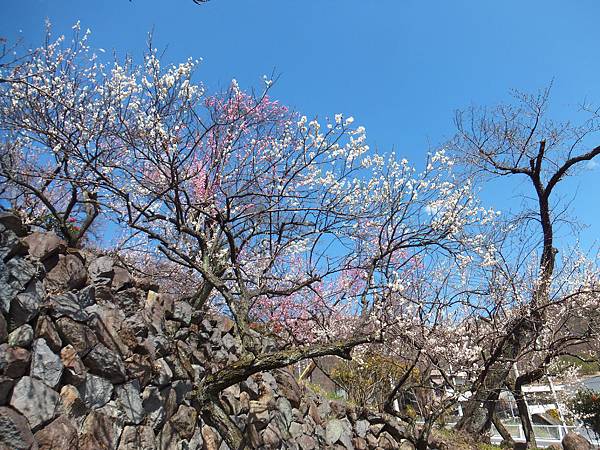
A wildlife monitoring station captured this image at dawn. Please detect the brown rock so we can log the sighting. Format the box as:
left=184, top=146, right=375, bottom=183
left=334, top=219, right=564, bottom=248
left=171, top=404, right=198, bottom=439
left=57, top=385, right=87, bottom=424
left=23, top=232, right=66, bottom=262
left=156, top=422, right=180, bottom=450
left=79, top=411, right=123, bottom=450
left=87, top=304, right=130, bottom=356
left=4, top=346, right=31, bottom=378
left=563, top=432, right=593, bottom=450
left=201, top=425, right=220, bottom=450
left=0, top=213, right=27, bottom=236
left=249, top=400, right=270, bottom=428
left=329, top=400, right=346, bottom=419
left=262, top=422, right=282, bottom=448
left=274, top=368, right=303, bottom=408
left=118, top=425, right=155, bottom=450
left=125, top=353, right=153, bottom=387
left=34, top=415, right=78, bottom=450
left=352, top=437, right=368, bottom=450
left=297, top=434, right=318, bottom=450
left=307, top=400, right=323, bottom=425
left=60, top=345, right=87, bottom=385
left=238, top=390, right=251, bottom=414
left=144, top=291, right=165, bottom=335
left=45, top=254, right=87, bottom=292
left=378, top=431, right=398, bottom=450
left=0, top=406, right=36, bottom=450
left=366, top=433, right=379, bottom=448
left=55, top=317, right=97, bottom=356
left=35, top=316, right=62, bottom=352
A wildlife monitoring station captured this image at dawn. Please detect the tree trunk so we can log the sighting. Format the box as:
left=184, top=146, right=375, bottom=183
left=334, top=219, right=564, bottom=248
left=492, top=412, right=515, bottom=446
left=513, top=384, right=537, bottom=448
left=201, top=396, right=245, bottom=450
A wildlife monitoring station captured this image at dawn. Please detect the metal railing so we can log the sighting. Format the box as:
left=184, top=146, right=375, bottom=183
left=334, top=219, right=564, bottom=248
left=489, top=423, right=600, bottom=447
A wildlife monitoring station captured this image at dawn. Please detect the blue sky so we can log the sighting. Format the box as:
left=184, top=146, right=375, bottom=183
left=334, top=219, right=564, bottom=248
left=2, top=0, right=600, bottom=249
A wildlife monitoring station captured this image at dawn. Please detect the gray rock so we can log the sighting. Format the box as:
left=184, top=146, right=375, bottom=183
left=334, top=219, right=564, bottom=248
left=84, top=343, right=127, bottom=383
left=220, top=333, right=237, bottom=352
left=151, top=335, right=171, bottom=358
left=0, top=376, right=14, bottom=405
left=112, top=266, right=133, bottom=291
left=143, top=385, right=177, bottom=430
left=0, top=227, right=28, bottom=261
left=34, top=415, right=79, bottom=450
left=77, top=285, right=96, bottom=308
left=8, top=324, right=34, bottom=348
left=78, top=373, right=114, bottom=408
left=290, top=421, right=304, bottom=438
left=7, top=256, right=37, bottom=286
left=0, top=314, right=6, bottom=344
left=338, top=418, right=353, bottom=449
left=277, top=396, right=293, bottom=428
left=88, top=255, right=114, bottom=283
left=48, top=292, right=90, bottom=322
left=10, top=376, right=59, bottom=429
left=10, top=282, right=44, bottom=327
left=369, top=422, right=385, bottom=436
left=0, top=406, right=36, bottom=450
left=355, top=419, right=369, bottom=438
left=55, top=316, right=97, bottom=355
left=23, top=231, right=66, bottom=261
left=0, top=257, right=38, bottom=314
left=241, top=376, right=260, bottom=399
left=172, top=300, right=193, bottom=325
left=325, top=419, right=343, bottom=444
left=31, top=338, right=64, bottom=388
left=96, top=399, right=128, bottom=422
left=116, top=380, right=145, bottom=424
left=118, top=425, right=156, bottom=450
left=142, top=385, right=166, bottom=430
left=172, top=379, right=193, bottom=405
left=154, top=358, right=173, bottom=386
left=188, top=427, right=205, bottom=450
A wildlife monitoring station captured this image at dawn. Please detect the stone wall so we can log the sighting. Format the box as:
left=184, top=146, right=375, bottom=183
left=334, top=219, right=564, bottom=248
left=0, top=213, right=410, bottom=450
